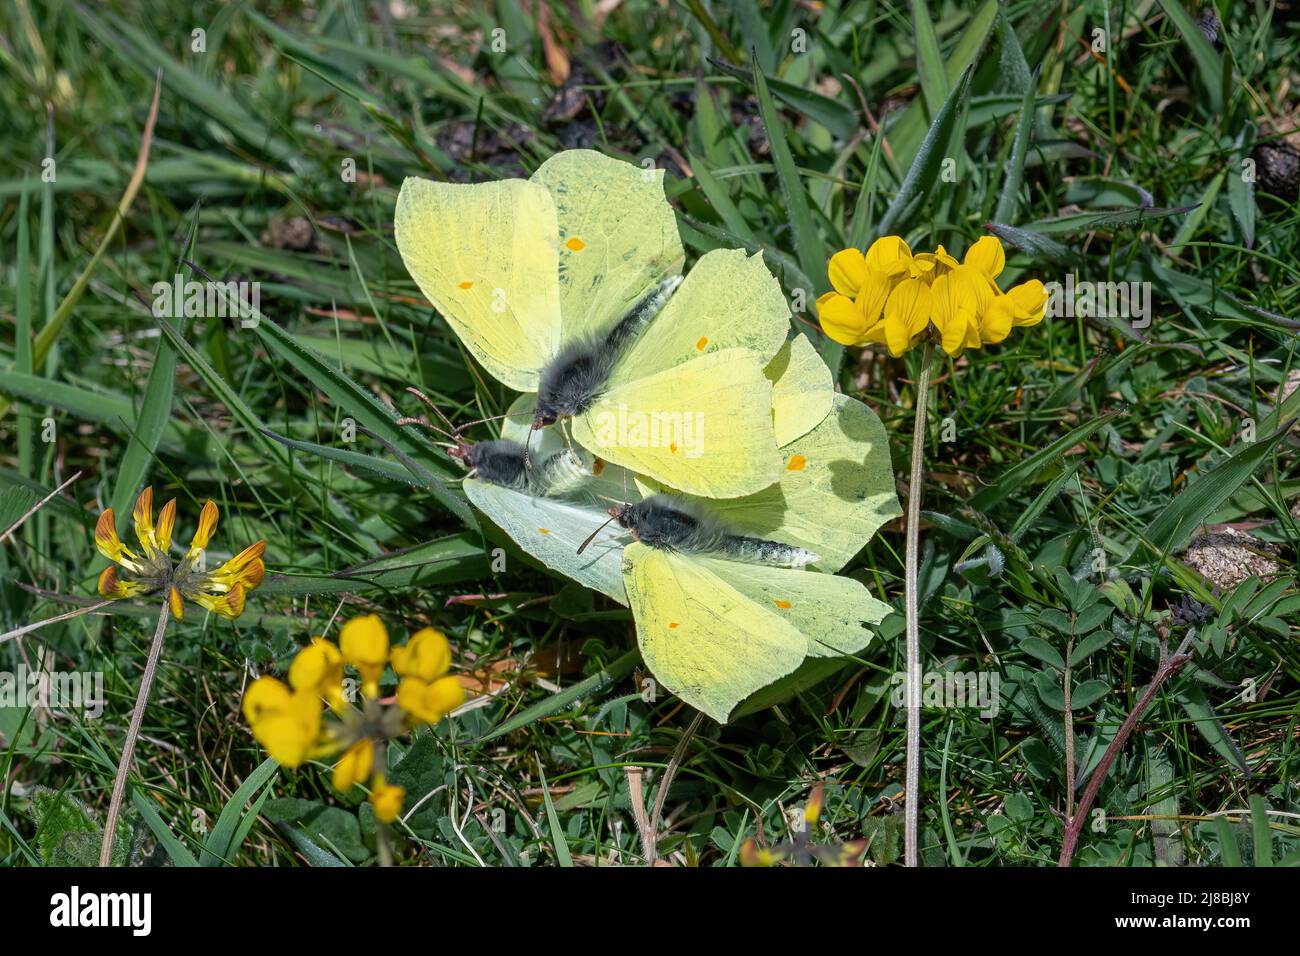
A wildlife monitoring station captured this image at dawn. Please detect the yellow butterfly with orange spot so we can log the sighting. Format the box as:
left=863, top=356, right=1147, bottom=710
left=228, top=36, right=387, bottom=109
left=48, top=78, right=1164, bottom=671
left=395, top=149, right=792, bottom=498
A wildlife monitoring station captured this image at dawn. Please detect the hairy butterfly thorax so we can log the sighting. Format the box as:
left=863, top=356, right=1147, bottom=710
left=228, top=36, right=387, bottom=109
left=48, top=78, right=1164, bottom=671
left=451, top=438, right=594, bottom=498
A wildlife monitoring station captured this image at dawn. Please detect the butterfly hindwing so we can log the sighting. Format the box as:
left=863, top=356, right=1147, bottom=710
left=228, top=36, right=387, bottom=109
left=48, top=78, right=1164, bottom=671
left=696, top=556, right=892, bottom=658
left=573, top=348, right=783, bottom=498
left=623, top=543, right=806, bottom=723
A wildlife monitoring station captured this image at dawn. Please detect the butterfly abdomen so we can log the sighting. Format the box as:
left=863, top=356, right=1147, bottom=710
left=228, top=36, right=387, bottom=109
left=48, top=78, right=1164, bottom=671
left=622, top=494, right=819, bottom=567
left=534, top=274, right=683, bottom=423
left=529, top=447, right=594, bottom=497
left=717, top=535, right=819, bottom=569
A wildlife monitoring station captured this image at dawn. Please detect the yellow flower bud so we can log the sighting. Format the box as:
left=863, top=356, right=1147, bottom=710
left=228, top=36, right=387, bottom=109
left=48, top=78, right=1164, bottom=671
left=391, top=627, right=452, bottom=682
left=332, top=740, right=374, bottom=791
left=397, top=675, right=465, bottom=725
left=370, top=777, right=405, bottom=824
left=339, top=614, right=390, bottom=694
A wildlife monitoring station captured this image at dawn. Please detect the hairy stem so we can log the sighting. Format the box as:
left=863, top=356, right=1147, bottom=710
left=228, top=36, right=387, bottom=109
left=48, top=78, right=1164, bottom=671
left=99, top=601, right=170, bottom=867
left=1058, top=650, right=1191, bottom=867
left=904, top=342, right=934, bottom=867
left=1064, top=636, right=1075, bottom=820
left=646, top=711, right=704, bottom=865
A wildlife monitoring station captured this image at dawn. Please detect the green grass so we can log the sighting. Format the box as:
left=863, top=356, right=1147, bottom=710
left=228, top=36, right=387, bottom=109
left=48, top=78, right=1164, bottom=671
left=1, top=0, right=1298, bottom=867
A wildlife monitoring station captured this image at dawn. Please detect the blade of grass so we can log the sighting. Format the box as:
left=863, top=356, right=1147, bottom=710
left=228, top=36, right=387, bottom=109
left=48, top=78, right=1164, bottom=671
left=0, top=71, right=161, bottom=420
left=198, top=757, right=278, bottom=866
left=750, top=48, right=826, bottom=295
left=911, top=0, right=948, bottom=116
left=536, top=756, right=573, bottom=867
left=874, top=66, right=974, bottom=240
left=993, top=66, right=1041, bottom=225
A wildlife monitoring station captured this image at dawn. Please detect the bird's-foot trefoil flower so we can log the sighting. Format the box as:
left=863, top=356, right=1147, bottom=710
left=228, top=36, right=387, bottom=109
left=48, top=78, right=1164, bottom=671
left=243, top=616, right=465, bottom=828
left=95, top=487, right=266, bottom=620
left=817, top=235, right=1047, bottom=357
left=816, top=233, right=1047, bottom=867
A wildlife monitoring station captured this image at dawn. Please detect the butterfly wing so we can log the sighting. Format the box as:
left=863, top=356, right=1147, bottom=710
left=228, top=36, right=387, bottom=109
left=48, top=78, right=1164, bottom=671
left=606, top=248, right=790, bottom=385
left=696, top=556, right=892, bottom=657
left=464, top=478, right=629, bottom=603
left=395, top=176, right=561, bottom=391
left=572, top=348, right=783, bottom=498
left=679, top=393, right=901, bottom=571
left=623, top=543, right=806, bottom=723
left=767, top=334, right=834, bottom=446
left=530, top=150, right=684, bottom=343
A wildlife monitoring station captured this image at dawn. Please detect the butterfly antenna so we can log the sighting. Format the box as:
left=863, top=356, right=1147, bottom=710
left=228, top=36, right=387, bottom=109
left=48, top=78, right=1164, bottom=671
left=577, top=514, right=617, bottom=555
left=395, top=417, right=458, bottom=448
left=523, top=425, right=536, bottom=472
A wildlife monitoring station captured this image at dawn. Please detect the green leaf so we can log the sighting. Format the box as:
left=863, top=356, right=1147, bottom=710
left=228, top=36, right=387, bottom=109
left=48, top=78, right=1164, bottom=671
left=983, top=223, right=1079, bottom=266
left=1073, top=629, right=1115, bottom=662
left=750, top=48, right=826, bottom=294
left=1125, top=423, right=1297, bottom=566
left=1250, top=795, right=1273, bottom=867
left=993, top=66, right=1040, bottom=225
left=26, top=787, right=132, bottom=866
left=910, top=0, right=948, bottom=116
left=875, top=66, right=974, bottom=240
left=131, top=791, right=199, bottom=866
left=263, top=798, right=368, bottom=864
left=1020, top=637, right=1064, bottom=670
left=1176, top=687, right=1249, bottom=775
left=536, top=758, right=573, bottom=867
left=1069, top=680, right=1110, bottom=711
left=106, top=321, right=178, bottom=549
left=1017, top=204, right=1199, bottom=236
left=1212, top=816, right=1242, bottom=867
left=198, top=757, right=278, bottom=866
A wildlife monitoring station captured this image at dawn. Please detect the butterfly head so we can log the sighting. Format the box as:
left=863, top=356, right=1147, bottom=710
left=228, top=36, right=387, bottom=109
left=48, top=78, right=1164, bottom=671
left=531, top=405, right=558, bottom=430
left=447, top=442, right=476, bottom=466
left=607, top=502, right=636, bottom=536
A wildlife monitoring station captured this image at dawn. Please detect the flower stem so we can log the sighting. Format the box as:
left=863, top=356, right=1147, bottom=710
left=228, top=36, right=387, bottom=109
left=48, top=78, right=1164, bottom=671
left=99, top=600, right=170, bottom=867
left=1058, top=647, right=1192, bottom=866
left=904, top=342, right=934, bottom=868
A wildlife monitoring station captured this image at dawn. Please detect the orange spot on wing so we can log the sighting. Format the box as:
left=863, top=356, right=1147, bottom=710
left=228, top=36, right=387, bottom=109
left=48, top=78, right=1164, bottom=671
left=538, top=528, right=551, bottom=535
left=565, top=237, right=586, bottom=251
left=696, top=336, right=709, bottom=351
left=592, top=458, right=605, bottom=476
left=670, top=442, right=678, bottom=454
left=786, top=454, right=807, bottom=471
left=773, top=599, right=792, bottom=609
left=458, top=281, right=474, bottom=290
left=668, top=622, right=679, bottom=629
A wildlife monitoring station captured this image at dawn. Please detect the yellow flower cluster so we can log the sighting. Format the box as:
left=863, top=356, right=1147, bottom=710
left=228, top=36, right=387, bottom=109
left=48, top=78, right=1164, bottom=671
left=242, top=615, right=464, bottom=824
left=817, top=235, right=1047, bottom=357
left=95, top=487, right=265, bottom=620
